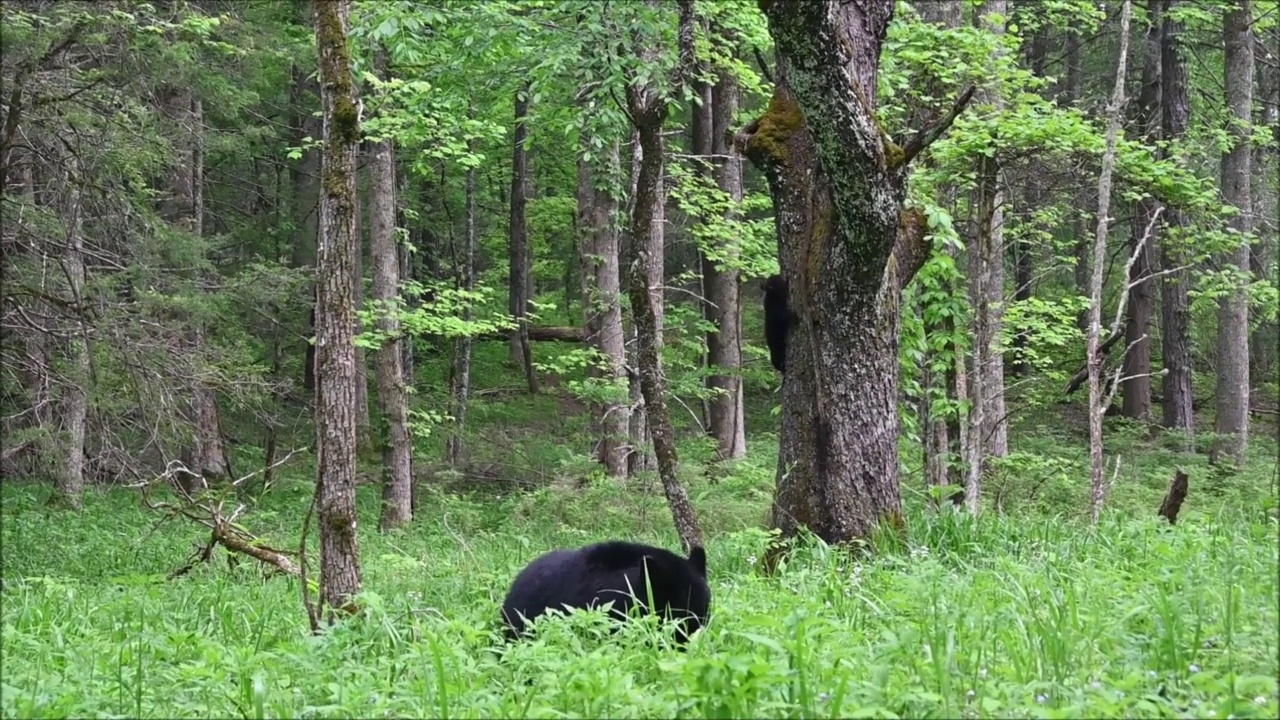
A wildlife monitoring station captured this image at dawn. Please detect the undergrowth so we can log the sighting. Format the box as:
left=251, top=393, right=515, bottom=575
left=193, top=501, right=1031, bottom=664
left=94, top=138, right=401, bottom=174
left=2, top=437, right=1277, bottom=719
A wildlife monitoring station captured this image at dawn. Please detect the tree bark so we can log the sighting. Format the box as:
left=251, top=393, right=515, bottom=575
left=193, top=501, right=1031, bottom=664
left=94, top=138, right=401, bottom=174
left=1158, top=0, right=1195, bottom=440
left=699, top=70, right=748, bottom=461
left=740, top=1, right=961, bottom=543
left=52, top=152, right=87, bottom=509
left=1249, top=32, right=1278, bottom=380
left=577, top=137, right=630, bottom=477
left=313, top=0, right=363, bottom=618
left=1088, top=0, right=1133, bottom=525
left=969, top=0, right=1009, bottom=469
left=624, top=0, right=703, bottom=551
left=1251, top=31, right=1279, bottom=380
left=1210, top=0, right=1254, bottom=468
left=290, top=53, right=322, bottom=394
left=508, top=84, right=538, bottom=393
left=917, top=0, right=964, bottom=504
left=447, top=123, right=477, bottom=466
left=368, top=53, right=413, bottom=530
left=625, top=130, right=653, bottom=476
left=1123, top=2, right=1161, bottom=421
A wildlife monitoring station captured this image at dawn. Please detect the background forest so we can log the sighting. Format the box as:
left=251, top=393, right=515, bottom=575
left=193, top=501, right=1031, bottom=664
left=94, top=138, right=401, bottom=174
left=1, top=0, right=1277, bottom=717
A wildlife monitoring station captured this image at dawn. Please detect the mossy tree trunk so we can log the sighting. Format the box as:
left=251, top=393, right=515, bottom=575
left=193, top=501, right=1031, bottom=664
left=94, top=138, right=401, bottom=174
left=313, top=0, right=363, bottom=619
left=739, top=0, right=962, bottom=545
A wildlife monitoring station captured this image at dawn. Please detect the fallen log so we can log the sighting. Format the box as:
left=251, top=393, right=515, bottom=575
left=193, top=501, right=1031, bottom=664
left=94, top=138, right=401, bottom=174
left=477, top=326, right=584, bottom=343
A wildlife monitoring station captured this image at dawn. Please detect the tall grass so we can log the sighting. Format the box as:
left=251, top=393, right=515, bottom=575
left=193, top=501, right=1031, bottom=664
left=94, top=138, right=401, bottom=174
left=2, top=455, right=1276, bottom=719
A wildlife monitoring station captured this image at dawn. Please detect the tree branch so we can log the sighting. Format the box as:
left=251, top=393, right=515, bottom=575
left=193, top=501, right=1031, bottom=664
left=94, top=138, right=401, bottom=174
left=896, top=85, right=975, bottom=169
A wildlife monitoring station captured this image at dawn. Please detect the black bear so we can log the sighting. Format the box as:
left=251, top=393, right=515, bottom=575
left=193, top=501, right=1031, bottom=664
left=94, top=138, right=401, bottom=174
left=500, top=541, right=710, bottom=645
left=762, top=274, right=795, bottom=374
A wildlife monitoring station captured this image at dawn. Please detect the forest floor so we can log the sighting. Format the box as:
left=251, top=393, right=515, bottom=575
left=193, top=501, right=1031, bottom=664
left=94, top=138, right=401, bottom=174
left=2, top=371, right=1278, bottom=718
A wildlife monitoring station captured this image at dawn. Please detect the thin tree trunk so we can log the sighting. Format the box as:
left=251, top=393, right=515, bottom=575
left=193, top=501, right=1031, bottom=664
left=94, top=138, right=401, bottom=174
left=918, top=0, right=963, bottom=504
left=509, top=84, right=538, bottom=393
left=1159, top=0, right=1194, bottom=441
left=313, top=0, right=363, bottom=618
left=447, top=126, right=477, bottom=466
left=704, top=70, right=748, bottom=460
left=1211, top=0, right=1253, bottom=467
left=1251, top=32, right=1279, bottom=379
left=625, top=130, right=652, bottom=476
left=1066, top=29, right=1091, bottom=333
left=290, top=53, right=322, bottom=394
left=577, top=137, right=629, bottom=477
left=969, top=0, right=1009, bottom=470
left=1088, top=0, right=1133, bottom=525
left=352, top=169, right=370, bottom=450
left=626, top=17, right=703, bottom=549
left=397, top=167, right=416, bottom=386
left=369, top=53, right=413, bottom=530
left=52, top=153, right=87, bottom=509
left=161, top=89, right=228, bottom=491
left=1122, top=2, right=1161, bottom=421
left=1011, top=24, right=1047, bottom=378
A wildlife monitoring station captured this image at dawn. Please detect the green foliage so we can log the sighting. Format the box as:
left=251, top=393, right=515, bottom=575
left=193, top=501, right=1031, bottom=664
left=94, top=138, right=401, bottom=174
left=3, top=449, right=1277, bottom=718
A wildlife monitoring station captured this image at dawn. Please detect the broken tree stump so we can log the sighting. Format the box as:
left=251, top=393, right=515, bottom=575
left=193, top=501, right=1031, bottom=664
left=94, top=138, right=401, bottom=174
left=1157, top=468, right=1189, bottom=525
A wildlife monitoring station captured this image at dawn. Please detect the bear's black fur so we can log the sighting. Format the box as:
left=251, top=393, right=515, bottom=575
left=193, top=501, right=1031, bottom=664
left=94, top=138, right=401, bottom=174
left=499, top=541, right=710, bottom=645
left=762, top=274, right=795, bottom=374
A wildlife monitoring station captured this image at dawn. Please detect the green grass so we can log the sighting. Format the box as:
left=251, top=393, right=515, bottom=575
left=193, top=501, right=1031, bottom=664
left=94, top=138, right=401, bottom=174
left=2, top=440, right=1277, bottom=719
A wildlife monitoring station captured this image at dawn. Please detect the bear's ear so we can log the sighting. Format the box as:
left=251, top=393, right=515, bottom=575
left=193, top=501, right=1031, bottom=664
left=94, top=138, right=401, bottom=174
left=687, top=546, right=707, bottom=577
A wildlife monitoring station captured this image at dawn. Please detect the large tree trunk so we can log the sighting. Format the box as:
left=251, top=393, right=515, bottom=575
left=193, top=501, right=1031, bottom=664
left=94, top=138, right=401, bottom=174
left=625, top=12, right=703, bottom=550
left=1088, top=0, right=1133, bottom=525
left=969, top=0, right=1009, bottom=471
left=508, top=85, right=538, bottom=393
left=577, top=137, right=630, bottom=477
left=1158, top=1, right=1194, bottom=440
left=1122, top=2, right=1161, bottom=421
left=312, top=0, right=363, bottom=618
left=368, top=57, right=413, bottom=530
left=740, top=1, right=959, bottom=543
left=1211, top=0, right=1253, bottom=467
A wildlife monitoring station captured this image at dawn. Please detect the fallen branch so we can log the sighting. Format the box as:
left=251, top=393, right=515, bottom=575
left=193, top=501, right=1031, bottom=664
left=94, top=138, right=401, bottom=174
left=135, top=451, right=308, bottom=581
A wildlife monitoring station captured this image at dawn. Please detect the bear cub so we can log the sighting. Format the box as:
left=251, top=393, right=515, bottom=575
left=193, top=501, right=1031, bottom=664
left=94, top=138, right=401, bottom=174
left=500, top=540, right=710, bottom=645
left=762, top=274, right=795, bottom=374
